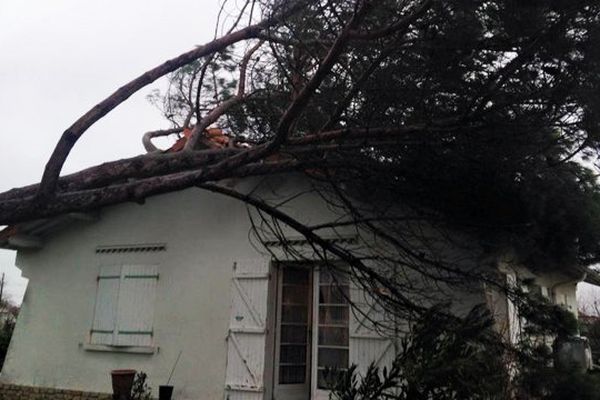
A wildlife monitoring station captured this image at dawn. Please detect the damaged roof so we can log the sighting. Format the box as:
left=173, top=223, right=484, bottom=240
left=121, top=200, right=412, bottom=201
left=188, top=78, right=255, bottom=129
left=0, top=213, right=97, bottom=250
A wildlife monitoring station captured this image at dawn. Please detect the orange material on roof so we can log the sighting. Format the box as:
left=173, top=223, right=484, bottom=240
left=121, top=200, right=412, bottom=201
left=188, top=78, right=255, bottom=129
left=167, top=127, right=230, bottom=153
left=168, top=136, right=188, bottom=153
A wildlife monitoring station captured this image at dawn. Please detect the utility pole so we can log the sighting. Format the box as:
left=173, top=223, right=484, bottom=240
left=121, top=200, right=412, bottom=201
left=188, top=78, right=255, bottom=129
left=0, top=273, right=5, bottom=304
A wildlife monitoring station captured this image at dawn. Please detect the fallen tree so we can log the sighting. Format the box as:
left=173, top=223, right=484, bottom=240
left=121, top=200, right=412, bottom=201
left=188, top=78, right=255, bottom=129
left=2, top=1, right=600, bottom=395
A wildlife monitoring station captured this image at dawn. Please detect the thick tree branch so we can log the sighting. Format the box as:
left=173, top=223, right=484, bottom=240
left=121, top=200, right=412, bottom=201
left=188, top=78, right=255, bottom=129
left=0, top=159, right=343, bottom=225
left=198, top=182, right=426, bottom=315
left=0, top=124, right=440, bottom=204
left=37, top=6, right=300, bottom=200
left=142, top=127, right=184, bottom=153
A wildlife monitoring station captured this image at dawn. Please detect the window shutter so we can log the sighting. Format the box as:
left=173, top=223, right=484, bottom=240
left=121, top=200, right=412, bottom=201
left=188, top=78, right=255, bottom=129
left=115, top=264, right=159, bottom=347
left=90, top=265, right=121, bottom=345
left=225, top=258, right=270, bottom=400
left=505, top=272, right=520, bottom=344
left=349, top=282, right=396, bottom=378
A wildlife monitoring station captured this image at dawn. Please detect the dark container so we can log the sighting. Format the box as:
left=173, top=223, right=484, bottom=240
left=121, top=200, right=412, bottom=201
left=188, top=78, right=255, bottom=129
left=110, top=369, right=137, bottom=400
left=159, top=385, right=174, bottom=400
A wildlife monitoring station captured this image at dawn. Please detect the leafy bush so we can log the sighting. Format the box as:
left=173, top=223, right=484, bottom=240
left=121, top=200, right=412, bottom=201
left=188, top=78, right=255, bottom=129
left=543, top=371, right=600, bottom=400
left=330, top=298, right=600, bottom=400
left=131, top=371, right=152, bottom=400
left=0, top=301, right=18, bottom=369
left=330, top=305, right=509, bottom=400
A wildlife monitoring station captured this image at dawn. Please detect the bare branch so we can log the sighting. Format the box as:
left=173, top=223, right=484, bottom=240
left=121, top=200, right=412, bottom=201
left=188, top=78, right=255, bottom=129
left=268, top=0, right=369, bottom=151
left=0, top=123, right=445, bottom=205
left=142, top=127, right=184, bottom=153
left=185, top=40, right=265, bottom=150
left=37, top=6, right=300, bottom=200
left=347, top=0, right=432, bottom=40
left=198, top=182, right=426, bottom=316
left=0, top=158, right=348, bottom=225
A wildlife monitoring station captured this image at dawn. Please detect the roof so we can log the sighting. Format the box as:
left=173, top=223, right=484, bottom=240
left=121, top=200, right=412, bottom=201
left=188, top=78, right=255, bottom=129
left=0, top=213, right=97, bottom=250
left=0, top=127, right=237, bottom=251
left=584, top=267, right=600, bottom=286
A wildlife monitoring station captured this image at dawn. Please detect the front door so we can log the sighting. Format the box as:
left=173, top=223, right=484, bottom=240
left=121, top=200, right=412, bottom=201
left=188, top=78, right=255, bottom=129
left=272, top=264, right=350, bottom=400
left=273, top=266, right=313, bottom=400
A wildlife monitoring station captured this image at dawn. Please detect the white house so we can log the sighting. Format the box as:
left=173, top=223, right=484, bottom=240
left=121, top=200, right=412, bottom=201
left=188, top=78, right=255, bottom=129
left=0, top=175, right=587, bottom=399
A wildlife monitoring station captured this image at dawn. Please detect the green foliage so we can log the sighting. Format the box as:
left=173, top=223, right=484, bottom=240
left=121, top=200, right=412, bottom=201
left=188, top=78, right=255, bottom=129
left=516, top=291, right=579, bottom=338
left=0, top=302, right=18, bottom=369
left=330, top=305, right=509, bottom=400
left=157, top=0, right=600, bottom=274
left=131, top=371, right=152, bottom=400
left=543, top=371, right=600, bottom=400
left=512, top=291, right=595, bottom=399
left=330, top=300, right=600, bottom=400
left=517, top=353, right=600, bottom=400
left=580, top=316, right=600, bottom=363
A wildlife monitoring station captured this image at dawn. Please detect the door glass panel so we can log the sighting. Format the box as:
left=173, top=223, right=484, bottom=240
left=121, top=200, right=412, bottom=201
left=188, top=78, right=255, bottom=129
left=279, top=365, right=306, bottom=385
left=283, top=268, right=310, bottom=284
left=319, top=285, right=350, bottom=303
left=282, top=305, right=308, bottom=323
left=319, top=269, right=349, bottom=285
left=317, top=369, right=345, bottom=391
left=281, top=325, right=308, bottom=343
left=279, top=267, right=311, bottom=385
left=281, top=344, right=307, bottom=364
left=284, top=285, right=310, bottom=304
left=318, top=347, right=349, bottom=368
left=319, top=306, right=349, bottom=325
left=318, top=326, right=349, bottom=346
left=317, top=268, right=350, bottom=390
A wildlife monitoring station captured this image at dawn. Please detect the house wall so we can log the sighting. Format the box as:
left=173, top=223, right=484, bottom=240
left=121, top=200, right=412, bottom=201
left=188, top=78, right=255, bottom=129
left=537, top=275, right=579, bottom=314
left=0, top=175, right=552, bottom=398
left=487, top=254, right=582, bottom=343
left=498, top=256, right=581, bottom=315
left=0, top=177, right=349, bottom=399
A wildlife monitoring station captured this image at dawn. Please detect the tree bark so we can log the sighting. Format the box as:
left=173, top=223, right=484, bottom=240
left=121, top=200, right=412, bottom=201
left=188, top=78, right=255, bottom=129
left=36, top=6, right=301, bottom=199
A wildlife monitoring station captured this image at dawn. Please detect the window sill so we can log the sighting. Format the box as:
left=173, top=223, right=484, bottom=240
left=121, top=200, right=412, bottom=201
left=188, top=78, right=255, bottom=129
left=82, top=343, right=157, bottom=354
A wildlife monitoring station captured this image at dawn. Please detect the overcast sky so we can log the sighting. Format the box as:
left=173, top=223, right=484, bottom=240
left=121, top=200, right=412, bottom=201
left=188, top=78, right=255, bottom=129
left=0, top=0, right=224, bottom=303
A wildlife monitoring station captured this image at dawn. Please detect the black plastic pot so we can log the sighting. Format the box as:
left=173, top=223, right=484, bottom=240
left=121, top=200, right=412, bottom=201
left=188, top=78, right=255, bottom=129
left=110, top=369, right=136, bottom=400
left=159, top=385, right=174, bottom=400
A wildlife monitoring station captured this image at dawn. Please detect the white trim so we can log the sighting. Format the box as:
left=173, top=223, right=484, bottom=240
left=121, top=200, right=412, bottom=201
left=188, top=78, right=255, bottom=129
left=263, top=235, right=358, bottom=248
left=229, top=327, right=266, bottom=334
left=82, top=343, right=156, bottom=354
left=225, top=384, right=265, bottom=392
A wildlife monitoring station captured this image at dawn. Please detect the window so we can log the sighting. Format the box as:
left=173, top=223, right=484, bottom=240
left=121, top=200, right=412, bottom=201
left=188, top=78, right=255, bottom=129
left=90, top=264, right=158, bottom=347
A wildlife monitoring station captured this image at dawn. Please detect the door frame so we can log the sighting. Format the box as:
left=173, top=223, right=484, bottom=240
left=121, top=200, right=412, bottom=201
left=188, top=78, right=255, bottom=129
left=268, top=263, right=349, bottom=400
left=310, top=267, right=330, bottom=400
left=269, top=262, right=314, bottom=400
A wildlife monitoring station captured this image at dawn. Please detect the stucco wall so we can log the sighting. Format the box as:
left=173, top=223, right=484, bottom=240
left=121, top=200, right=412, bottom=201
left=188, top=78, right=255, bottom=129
left=489, top=255, right=581, bottom=343
left=0, top=177, right=344, bottom=399
left=1, top=175, right=561, bottom=398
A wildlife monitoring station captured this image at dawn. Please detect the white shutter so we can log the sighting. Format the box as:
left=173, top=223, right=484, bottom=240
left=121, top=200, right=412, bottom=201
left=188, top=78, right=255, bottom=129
left=505, top=272, right=520, bottom=344
left=349, top=283, right=396, bottom=377
left=115, top=264, right=159, bottom=346
left=225, top=258, right=270, bottom=400
left=91, top=265, right=121, bottom=345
